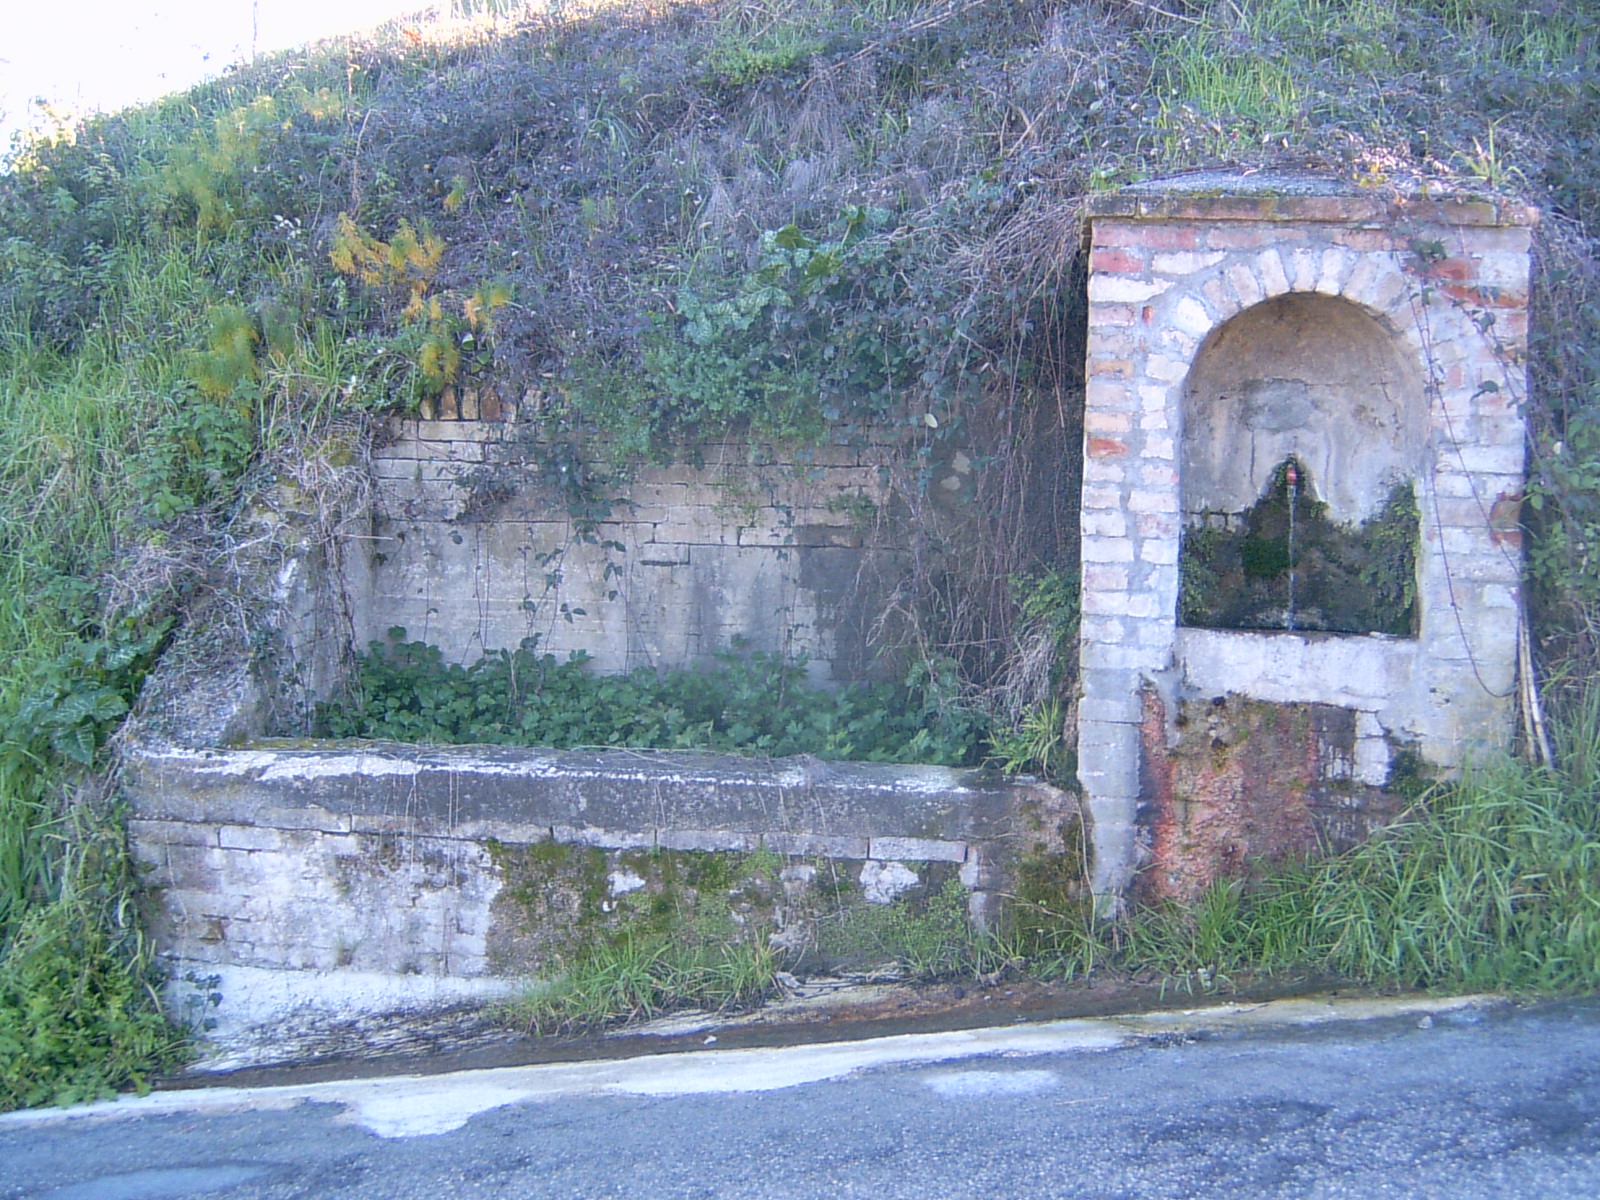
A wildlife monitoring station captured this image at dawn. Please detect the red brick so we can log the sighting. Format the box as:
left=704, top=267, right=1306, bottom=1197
left=1094, top=223, right=1200, bottom=250
left=1091, top=248, right=1146, bottom=275
left=1088, top=436, right=1129, bottom=459
left=1428, top=257, right=1475, bottom=283
left=1202, top=226, right=1274, bottom=250
left=1333, top=228, right=1397, bottom=252
left=1090, top=302, right=1138, bottom=327
left=480, top=391, right=503, bottom=422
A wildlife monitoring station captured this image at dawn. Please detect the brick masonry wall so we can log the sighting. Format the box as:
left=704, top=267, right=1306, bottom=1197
left=1077, top=185, right=1535, bottom=898
left=360, top=404, right=909, bottom=683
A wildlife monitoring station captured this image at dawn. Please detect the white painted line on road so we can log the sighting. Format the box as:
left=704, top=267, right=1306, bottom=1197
left=0, top=992, right=1495, bottom=1140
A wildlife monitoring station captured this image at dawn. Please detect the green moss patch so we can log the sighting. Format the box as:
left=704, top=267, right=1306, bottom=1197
left=1181, top=459, right=1419, bottom=636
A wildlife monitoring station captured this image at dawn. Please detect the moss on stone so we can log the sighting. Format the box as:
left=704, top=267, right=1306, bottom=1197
left=1180, top=459, right=1419, bottom=636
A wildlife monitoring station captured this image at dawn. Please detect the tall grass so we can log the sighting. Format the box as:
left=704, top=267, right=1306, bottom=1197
left=513, top=931, right=779, bottom=1034
left=1009, top=696, right=1600, bottom=996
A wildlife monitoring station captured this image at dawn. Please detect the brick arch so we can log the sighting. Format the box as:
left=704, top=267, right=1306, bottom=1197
left=1163, top=245, right=1420, bottom=354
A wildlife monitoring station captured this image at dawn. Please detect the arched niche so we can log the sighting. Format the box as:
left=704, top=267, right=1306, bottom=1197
left=1181, top=292, right=1425, bottom=528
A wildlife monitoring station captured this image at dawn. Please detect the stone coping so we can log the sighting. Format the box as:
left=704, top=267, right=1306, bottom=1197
left=1177, top=626, right=1417, bottom=712
left=1088, top=175, right=1537, bottom=227
left=124, top=739, right=1067, bottom=859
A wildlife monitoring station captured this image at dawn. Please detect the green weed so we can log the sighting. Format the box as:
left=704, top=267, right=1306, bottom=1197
left=820, top=878, right=998, bottom=980
left=320, top=630, right=988, bottom=765
left=512, top=929, right=779, bottom=1034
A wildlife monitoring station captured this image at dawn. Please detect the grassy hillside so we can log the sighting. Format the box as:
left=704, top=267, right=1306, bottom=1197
left=1, top=0, right=1597, bottom=1106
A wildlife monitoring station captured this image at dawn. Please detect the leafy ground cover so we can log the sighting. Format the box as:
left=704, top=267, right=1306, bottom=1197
left=0, top=0, right=1598, bottom=1106
left=322, top=630, right=988, bottom=763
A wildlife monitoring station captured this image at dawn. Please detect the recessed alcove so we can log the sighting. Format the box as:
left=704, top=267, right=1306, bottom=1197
left=1182, top=292, right=1424, bottom=527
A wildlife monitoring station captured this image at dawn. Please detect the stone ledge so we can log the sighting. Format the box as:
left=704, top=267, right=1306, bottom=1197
left=125, top=740, right=1073, bottom=849
left=1089, top=176, right=1537, bottom=228
left=1177, top=627, right=1417, bottom=711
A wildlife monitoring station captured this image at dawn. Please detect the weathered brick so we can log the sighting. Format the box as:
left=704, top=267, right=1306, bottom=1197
left=1332, top=227, right=1397, bottom=253
left=1288, top=248, right=1319, bottom=290
left=1139, top=384, right=1171, bottom=411
left=1136, top=511, right=1180, bottom=539
left=1079, top=693, right=1144, bottom=726
left=1257, top=248, right=1290, bottom=297
left=1138, top=537, right=1179, bottom=565
left=1227, top=262, right=1264, bottom=308
left=1081, top=458, right=1128, bottom=485
left=219, top=825, right=287, bottom=852
left=758, top=832, right=870, bottom=859
left=1088, top=356, right=1137, bottom=380
left=1078, top=615, right=1127, bottom=644
left=1086, top=379, right=1132, bottom=408
left=1150, top=250, right=1226, bottom=276
left=1128, top=489, right=1179, bottom=514
left=1089, top=302, right=1140, bottom=327
left=868, top=837, right=967, bottom=864
left=1089, top=328, right=1144, bottom=355
left=1170, top=296, right=1213, bottom=338
left=1201, top=276, right=1231, bottom=314
left=550, top=825, right=656, bottom=850
left=1139, top=463, right=1179, bottom=487
left=1094, top=223, right=1199, bottom=250
left=1315, top=247, right=1354, bottom=295
left=1146, top=354, right=1188, bottom=383
left=1088, top=436, right=1130, bottom=459
left=128, top=819, right=217, bottom=848
left=1083, top=563, right=1130, bottom=591
left=656, top=829, right=761, bottom=853
left=1082, top=510, right=1128, bottom=539
left=1085, top=410, right=1133, bottom=433
left=1088, top=276, right=1174, bottom=304
left=1091, top=248, right=1146, bottom=275
left=1201, top=225, right=1272, bottom=250
left=1082, top=536, right=1136, bottom=563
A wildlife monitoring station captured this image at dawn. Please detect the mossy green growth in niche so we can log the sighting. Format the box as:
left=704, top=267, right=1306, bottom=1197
left=1180, top=458, right=1419, bottom=636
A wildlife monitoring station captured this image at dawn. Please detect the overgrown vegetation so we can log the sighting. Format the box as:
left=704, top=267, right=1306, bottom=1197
left=0, top=0, right=1597, bottom=1104
left=989, top=690, right=1600, bottom=995
left=321, top=629, right=987, bottom=763
left=511, top=690, right=1600, bottom=1035
left=1180, top=460, right=1420, bottom=635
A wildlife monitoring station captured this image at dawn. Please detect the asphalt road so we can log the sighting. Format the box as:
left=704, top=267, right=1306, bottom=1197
left=5, top=995, right=1600, bottom=1199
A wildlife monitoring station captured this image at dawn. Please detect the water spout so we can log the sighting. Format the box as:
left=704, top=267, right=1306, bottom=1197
left=1285, top=460, right=1298, bottom=632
